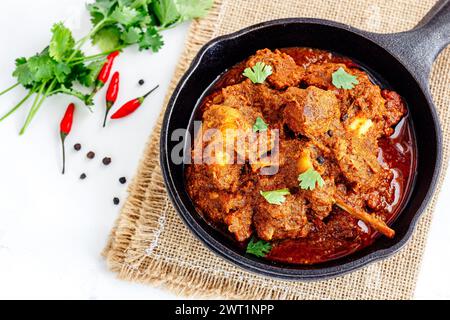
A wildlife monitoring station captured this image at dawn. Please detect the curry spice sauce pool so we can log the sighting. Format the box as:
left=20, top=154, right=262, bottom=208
left=185, top=47, right=416, bottom=265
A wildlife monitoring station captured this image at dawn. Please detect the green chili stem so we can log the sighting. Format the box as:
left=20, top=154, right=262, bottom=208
left=61, top=133, right=67, bottom=174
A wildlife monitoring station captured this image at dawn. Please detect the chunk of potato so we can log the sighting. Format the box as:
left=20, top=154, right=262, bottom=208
left=297, top=149, right=313, bottom=173
left=348, top=117, right=373, bottom=135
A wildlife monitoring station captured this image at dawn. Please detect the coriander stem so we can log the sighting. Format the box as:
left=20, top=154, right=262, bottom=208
left=69, top=46, right=124, bottom=65
left=83, top=49, right=121, bottom=60
left=90, top=19, right=109, bottom=38
left=0, top=83, right=19, bottom=96
left=52, top=87, right=92, bottom=110
left=71, top=53, right=107, bottom=63
left=157, top=21, right=183, bottom=32
left=54, top=88, right=85, bottom=101
left=18, top=84, right=45, bottom=135
left=19, top=80, right=56, bottom=135
left=74, top=18, right=109, bottom=51
left=0, top=90, right=34, bottom=122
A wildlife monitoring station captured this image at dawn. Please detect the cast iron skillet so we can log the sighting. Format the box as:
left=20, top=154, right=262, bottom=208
left=160, top=0, right=450, bottom=280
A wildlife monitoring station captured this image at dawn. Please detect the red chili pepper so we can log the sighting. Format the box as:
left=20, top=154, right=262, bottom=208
left=60, top=103, right=75, bottom=174
left=91, top=51, right=120, bottom=97
left=104, top=71, right=120, bottom=127
left=111, top=85, right=159, bottom=120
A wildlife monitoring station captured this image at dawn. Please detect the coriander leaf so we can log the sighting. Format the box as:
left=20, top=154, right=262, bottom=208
left=53, top=62, right=71, bottom=83
left=121, top=26, right=142, bottom=44
left=253, top=116, right=268, bottom=133
left=246, top=237, right=272, bottom=258
left=175, top=0, right=213, bottom=19
left=332, top=67, right=359, bottom=89
left=27, top=53, right=56, bottom=83
left=77, top=60, right=105, bottom=87
left=243, top=62, right=272, bottom=84
left=15, top=57, right=27, bottom=66
left=152, top=0, right=181, bottom=27
left=298, top=168, right=325, bottom=191
left=92, top=25, right=121, bottom=52
left=110, top=5, right=141, bottom=26
left=138, top=13, right=155, bottom=27
left=139, top=27, right=164, bottom=52
left=12, top=58, right=34, bottom=87
left=260, top=188, right=290, bottom=205
left=87, top=0, right=118, bottom=24
left=49, top=23, right=75, bottom=62
left=62, top=50, right=86, bottom=84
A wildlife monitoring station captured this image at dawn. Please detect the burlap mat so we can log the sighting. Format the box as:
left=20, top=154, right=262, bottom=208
left=104, top=0, right=450, bottom=299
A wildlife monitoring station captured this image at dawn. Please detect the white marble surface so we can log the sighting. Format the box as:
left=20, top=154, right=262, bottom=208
left=0, top=0, right=448, bottom=300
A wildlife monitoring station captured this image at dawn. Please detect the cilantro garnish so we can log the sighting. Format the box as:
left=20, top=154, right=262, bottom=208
left=260, top=188, right=291, bottom=205
left=246, top=237, right=272, bottom=257
left=243, top=62, right=273, bottom=84
left=298, top=168, right=325, bottom=190
left=253, top=117, right=268, bottom=133
left=332, top=67, right=359, bottom=89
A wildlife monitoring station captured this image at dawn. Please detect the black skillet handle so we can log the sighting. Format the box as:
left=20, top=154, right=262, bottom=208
left=368, top=0, right=450, bottom=87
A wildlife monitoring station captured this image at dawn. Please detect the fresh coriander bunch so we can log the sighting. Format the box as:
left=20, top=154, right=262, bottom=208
left=0, top=0, right=213, bottom=135
left=1, top=23, right=107, bottom=134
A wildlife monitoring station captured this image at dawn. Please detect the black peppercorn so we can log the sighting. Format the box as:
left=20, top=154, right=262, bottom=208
left=341, top=114, right=349, bottom=121
left=317, top=156, right=325, bottom=165
left=138, top=79, right=145, bottom=85
left=113, top=197, right=120, bottom=205
left=87, top=151, right=95, bottom=159
left=119, top=177, right=127, bottom=184
left=80, top=173, right=87, bottom=180
left=74, top=143, right=81, bottom=151
left=327, top=130, right=333, bottom=137
left=102, top=157, right=112, bottom=165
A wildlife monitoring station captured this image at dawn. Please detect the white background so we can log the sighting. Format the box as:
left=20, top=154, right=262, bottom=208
left=0, top=0, right=448, bottom=300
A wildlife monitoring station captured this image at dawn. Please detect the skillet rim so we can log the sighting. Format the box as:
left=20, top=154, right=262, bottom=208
left=160, top=17, right=443, bottom=280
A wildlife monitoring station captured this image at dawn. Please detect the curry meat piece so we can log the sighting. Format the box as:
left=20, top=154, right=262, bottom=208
left=303, top=62, right=406, bottom=136
left=218, top=79, right=286, bottom=122
left=283, top=86, right=341, bottom=138
left=247, top=49, right=304, bottom=89
left=186, top=165, right=254, bottom=241
left=186, top=48, right=408, bottom=244
left=302, top=177, right=337, bottom=220
left=254, top=194, right=310, bottom=241
left=188, top=88, right=271, bottom=240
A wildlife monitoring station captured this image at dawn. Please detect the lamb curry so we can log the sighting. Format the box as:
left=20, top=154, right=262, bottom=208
left=185, top=48, right=416, bottom=264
